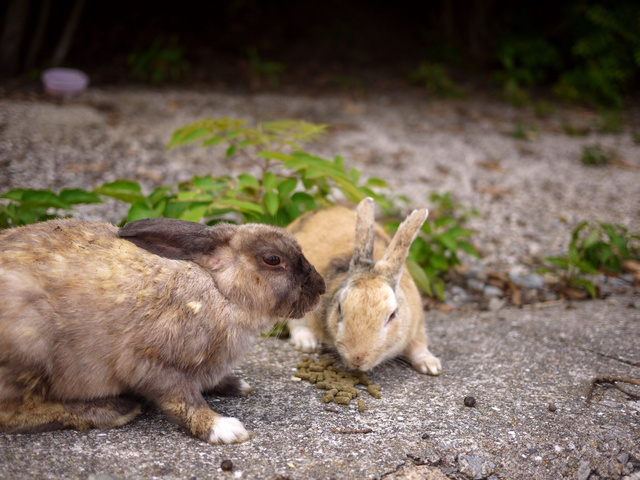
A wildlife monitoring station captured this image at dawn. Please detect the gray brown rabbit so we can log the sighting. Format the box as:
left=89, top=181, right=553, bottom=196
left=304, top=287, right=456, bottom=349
left=286, top=197, right=441, bottom=375
left=0, top=217, right=325, bottom=443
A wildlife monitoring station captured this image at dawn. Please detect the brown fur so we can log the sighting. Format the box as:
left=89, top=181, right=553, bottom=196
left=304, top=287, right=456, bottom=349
left=0, top=217, right=325, bottom=442
left=286, top=198, right=442, bottom=375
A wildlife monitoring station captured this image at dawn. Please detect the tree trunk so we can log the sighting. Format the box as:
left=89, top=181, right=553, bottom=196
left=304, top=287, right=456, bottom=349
left=51, top=0, right=86, bottom=67
left=25, top=0, right=53, bottom=70
left=0, top=0, right=33, bottom=74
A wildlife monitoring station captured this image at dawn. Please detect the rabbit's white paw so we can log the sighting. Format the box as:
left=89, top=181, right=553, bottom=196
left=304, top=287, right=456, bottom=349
left=410, top=352, right=442, bottom=376
left=289, top=325, right=318, bottom=352
left=208, top=416, right=251, bottom=444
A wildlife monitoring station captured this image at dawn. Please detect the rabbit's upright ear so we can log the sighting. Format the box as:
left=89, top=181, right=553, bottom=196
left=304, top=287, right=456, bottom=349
left=119, top=218, right=236, bottom=261
left=374, top=208, right=428, bottom=287
left=350, top=197, right=376, bottom=272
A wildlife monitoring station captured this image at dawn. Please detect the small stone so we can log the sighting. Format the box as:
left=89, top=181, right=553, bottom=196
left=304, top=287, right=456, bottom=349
left=421, top=433, right=430, bottom=439
left=488, top=297, right=505, bottom=311
left=467, top=278, right=486, bottom=292
left=483, top=285, right=504, bottom=298
left=577, top=460, right=591, bottom=480
left=548, top=403, right=557, bottom=412
left=220, top=459, right=233, bottom=471
left=464, top=396, right=476, bottom=407
left=458, top=454, right=496, bottom=480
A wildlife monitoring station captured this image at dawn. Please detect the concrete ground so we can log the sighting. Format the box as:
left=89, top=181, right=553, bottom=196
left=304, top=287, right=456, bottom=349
left=1, top=295, right=638, bottom=480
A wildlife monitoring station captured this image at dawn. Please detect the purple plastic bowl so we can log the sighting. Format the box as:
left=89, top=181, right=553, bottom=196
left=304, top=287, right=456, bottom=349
left=41, top=68, right=89, bottom=96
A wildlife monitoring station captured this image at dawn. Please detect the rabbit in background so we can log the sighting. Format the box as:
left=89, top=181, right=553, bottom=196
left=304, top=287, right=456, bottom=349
left=0, top=217, right=325, bottom=443
left=286, top=197, right=442, bottom=376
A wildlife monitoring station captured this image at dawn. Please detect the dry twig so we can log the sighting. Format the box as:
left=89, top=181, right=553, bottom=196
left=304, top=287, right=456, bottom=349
left=586, top=376, right=640, bottom=405
left=331, top=428, right=373, bottom=434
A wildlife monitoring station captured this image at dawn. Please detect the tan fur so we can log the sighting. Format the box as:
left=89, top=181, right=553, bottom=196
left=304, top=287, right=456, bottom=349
left=0, top=217, right=325, bottom=442
left=287, top=198, right=442, bottom=375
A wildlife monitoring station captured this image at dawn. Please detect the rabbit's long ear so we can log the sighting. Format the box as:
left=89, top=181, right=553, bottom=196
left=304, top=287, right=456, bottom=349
left=119, top=218, right=236, bottom=260
left=350, top=197, right=376, bottom=272
left=374, top=208, right=428, bottom=287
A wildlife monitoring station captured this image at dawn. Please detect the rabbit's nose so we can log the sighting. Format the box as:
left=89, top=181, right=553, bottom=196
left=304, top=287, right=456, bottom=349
left=350, top=355, right=364, bottom=369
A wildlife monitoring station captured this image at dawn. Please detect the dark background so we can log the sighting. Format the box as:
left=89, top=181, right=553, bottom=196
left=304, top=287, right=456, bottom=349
left=1, top=0, right=638, bottom=105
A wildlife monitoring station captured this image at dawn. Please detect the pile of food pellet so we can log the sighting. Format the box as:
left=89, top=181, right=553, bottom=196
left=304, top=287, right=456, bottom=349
left=294, top=356, right=381, bottom=410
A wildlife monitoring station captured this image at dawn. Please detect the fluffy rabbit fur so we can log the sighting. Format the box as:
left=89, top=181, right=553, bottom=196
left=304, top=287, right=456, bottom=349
left=0, top=217, right=325, bottom=443
left=287, top=198, right=441, bottom=375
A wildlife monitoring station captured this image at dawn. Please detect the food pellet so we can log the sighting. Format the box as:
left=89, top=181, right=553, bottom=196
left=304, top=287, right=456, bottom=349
left=464, top=396, right=476, bottom=407
left=367, top=384, right=381, bottom=399
left=294, top=355, right=381, bottom=407
left=220, top=459, right=233, bottom=471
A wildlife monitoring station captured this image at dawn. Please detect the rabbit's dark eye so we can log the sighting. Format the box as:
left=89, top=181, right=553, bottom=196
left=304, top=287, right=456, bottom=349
left=385, top=310, right=397, bottom=326
left=263, top=255, right=281, bottom=266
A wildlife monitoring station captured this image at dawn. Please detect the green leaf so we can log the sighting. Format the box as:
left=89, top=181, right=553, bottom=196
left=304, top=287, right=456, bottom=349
left=406, top=260, right=433, bottom=297
left=264, top=192, right=279, bottom=216
left=263, top=172, right=277, bottom=191
left=59, top=189, right=103, bottom=205
left=193, top=175, right=227, bottom=191
left=20, top=190, right=71, bottom=210
left=94, top=180, right=145, bottom=204
left=225, top=144, right=237, bottom=157
left=167, top=126, right=211, bottom=149
left=126, top=202, right=161, bottom=222
left=546, top=256, right=569, bottom=269
left=277, top=178, right=298, bottom=198
left=436, top=232, right=458, bottom=252
left=148, top=186, right=173, bottom=206
left=214, top=199, right=264, bottom=215
left=179, top=204, right=208, bottom=222
left=201, top=135, right=223, bottom=147
left=291, top=192, right=317, bottom=211
left=176, top=191, right=214, bottom=202
left=457, top=241, right=479, bottom=257
left=365, top=177, right=389, bottom=188
left=0, top=189, right=28, bottom=201
left=434, top=217, right=456, bottom=229
left=430, top=254, right=450, bottom=271
left=238, top=174, right=260, bottom=189
left=332, top=177, right=366, bottom=204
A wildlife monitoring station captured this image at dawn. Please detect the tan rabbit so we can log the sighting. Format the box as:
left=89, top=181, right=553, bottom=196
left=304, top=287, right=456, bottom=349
left=0, top=217, right=325, bottom=443
left=286, top=197, right=441, bottom=375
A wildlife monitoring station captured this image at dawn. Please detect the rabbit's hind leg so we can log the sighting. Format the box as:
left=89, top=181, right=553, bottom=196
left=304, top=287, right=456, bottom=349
left=0, top=395, right=141, bottom=434
left=206, top=376, right=254, bottom=397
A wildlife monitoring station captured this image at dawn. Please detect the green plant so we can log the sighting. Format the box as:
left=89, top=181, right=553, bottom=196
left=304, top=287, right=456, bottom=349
left=496, top=37, right=562, bottom=89
left=557, top=3, right=640, bottom=108
left=561, top=121, right=590, bottom=137
left=596, top=110, right=625, bottom=134
left=543, top=221, right=640, bottom=298
left=581, top=145, right=615, bottom=167
left=0, top=188, right=102, bottom=228
left=495, top=37, right=561, bottom=106
left=512, top=122, right=539, bottom=141
left=533, top=101, right=557, bottom=119
left=247, top=48, right=286, bottom=89
left=389, top=192, right=479, bottom=299
left=94, top=118, right=391, bottom=227
left=409, top=62, right=465, bottom=97
left=128, top=36, right=189, bottom=84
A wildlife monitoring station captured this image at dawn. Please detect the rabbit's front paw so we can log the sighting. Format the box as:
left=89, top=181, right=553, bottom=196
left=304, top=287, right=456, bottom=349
left=289, top=325, right=318, bottom=352
left=208, top=416, right=251, bottom=444
left=410, top=352, right=442, bottom=376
